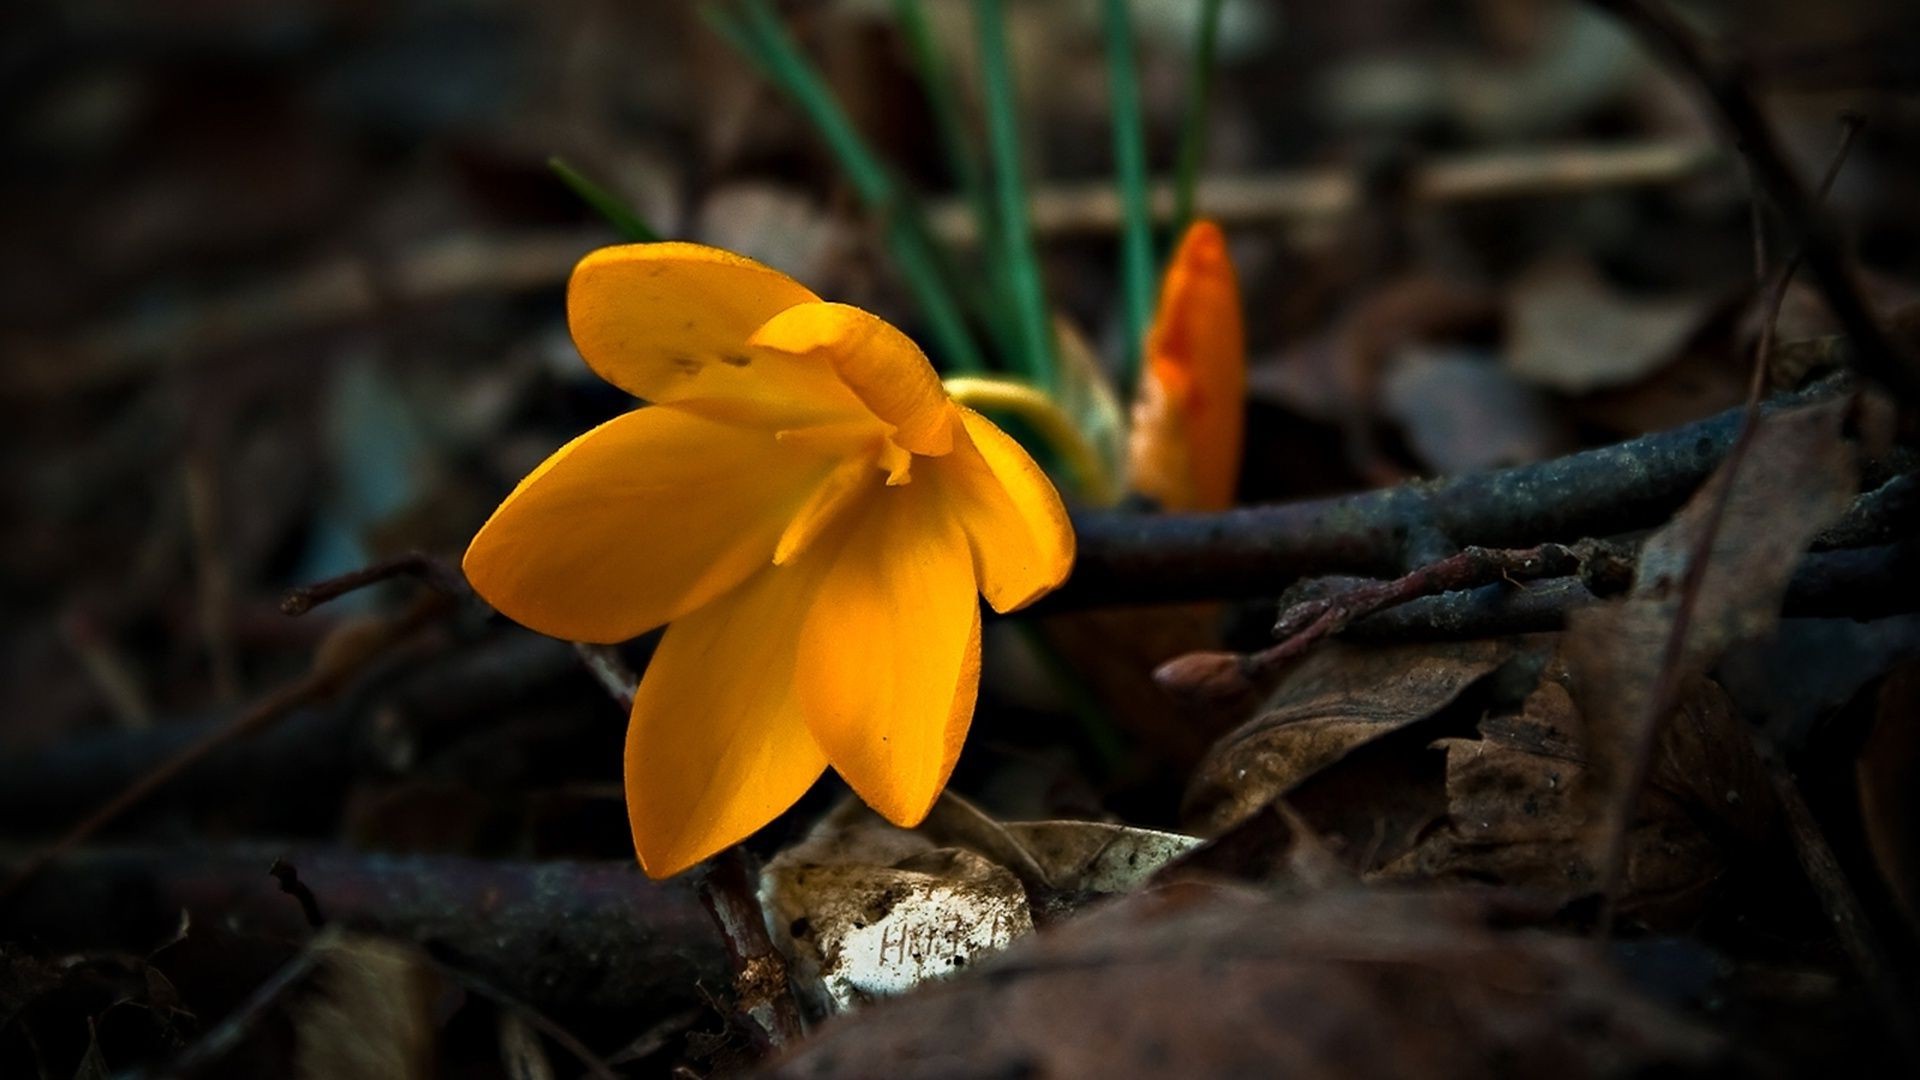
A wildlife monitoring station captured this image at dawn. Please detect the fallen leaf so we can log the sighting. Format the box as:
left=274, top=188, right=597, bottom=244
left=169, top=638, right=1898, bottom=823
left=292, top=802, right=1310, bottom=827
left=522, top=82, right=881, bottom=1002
left=1565, top=398, right=1857, bottom=861
left=1382, top=346, right=1576, bottom=473
left=1506, top=256, right=1717, bottom=395
left=1381, top=668, right=1772, bottom=926
left=762, top=885, right=1730, bottom=1079
left=1185, top=640, right=1513, bottom=834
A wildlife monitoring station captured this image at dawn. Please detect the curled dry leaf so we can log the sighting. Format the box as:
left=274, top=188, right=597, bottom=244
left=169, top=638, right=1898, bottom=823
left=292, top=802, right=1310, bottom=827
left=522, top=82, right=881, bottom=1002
left=291, top=931, right=447, bottom=1080
left=1379, top=665, right=1774, bottom=926
left=1184, top=640, right=1513, bottom=835
left=761, top=885, right=1730, bottom=1080
left=762, top=799, right=1200, bottom=1014
left=1566, top=398, right=1858, bottom=865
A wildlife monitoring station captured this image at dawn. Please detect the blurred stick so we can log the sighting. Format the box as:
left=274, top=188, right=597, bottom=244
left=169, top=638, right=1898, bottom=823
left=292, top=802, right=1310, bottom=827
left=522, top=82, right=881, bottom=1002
left=929, top=139, right=1721, bottom=243
left=4, top=229, right=606, bottom=397
left=0, top=845, right=725, bottom=1023
left=1588, top=0, right=1920, bottom=403
left=0, top=592, right=454, bottom=903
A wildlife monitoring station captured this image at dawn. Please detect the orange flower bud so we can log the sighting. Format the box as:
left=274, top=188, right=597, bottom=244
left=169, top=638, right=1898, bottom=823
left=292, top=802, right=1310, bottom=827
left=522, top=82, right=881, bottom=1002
left=1127, top=220, right=1246, bottom=511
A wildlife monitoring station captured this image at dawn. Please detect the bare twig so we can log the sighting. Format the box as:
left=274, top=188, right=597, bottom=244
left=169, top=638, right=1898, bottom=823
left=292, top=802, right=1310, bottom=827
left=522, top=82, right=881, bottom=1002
left=929, top=139, right=1719, bottom=242
left=573, top=642, right=640, bottom=707
left=1341, top=540, right=1917, bottom=642
left=280, top=551, right=465, bottom=615
left=269, top=857, right=327, bottom=929
left=698, top=847, right=804, bottom=1049
left=1588, top=0, right=1920, bottom=402
left=1155, top=543, right=1594, bottom=701
left=3, top=229, right=607, bottom=397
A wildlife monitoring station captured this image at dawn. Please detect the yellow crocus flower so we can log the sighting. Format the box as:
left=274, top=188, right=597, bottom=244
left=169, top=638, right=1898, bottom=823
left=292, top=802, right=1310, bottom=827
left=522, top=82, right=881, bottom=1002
left=464, top=243, right=1075, bottom=877
left=1128, top=220, right=1246, bottom=512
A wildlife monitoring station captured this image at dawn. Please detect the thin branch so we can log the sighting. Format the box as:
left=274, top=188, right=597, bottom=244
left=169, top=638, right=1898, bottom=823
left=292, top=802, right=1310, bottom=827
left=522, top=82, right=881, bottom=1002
left=1340, top=541, right=1917, bottom=642
left=573, top=642, right=640, bottom=707
left=1048, top=376, right=1851, bottom=610
left=268, top=857, right=327, bottom=929
left=698, top=847, right=805, bottom=1049
left=280, top=551, right=465, bottom=615
left=1155, top=542, right=1597, bottom=701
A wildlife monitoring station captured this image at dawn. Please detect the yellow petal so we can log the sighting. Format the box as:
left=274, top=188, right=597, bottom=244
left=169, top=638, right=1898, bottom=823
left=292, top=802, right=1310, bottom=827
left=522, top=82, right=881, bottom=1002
left=1129, top=219, right=1245, bottom=511
left=625, top=563, right=830, bottom=877
left=796, top=482, right=980, bottom=826
left=774, top=454, right=877, bottom=566
left=935, top=407, right=1076, bottom=613
left=748, top=301, right=957, bottom=455
left=569, top=243, right=865, bottom=424
left=463, top=406, right=829, bottom=644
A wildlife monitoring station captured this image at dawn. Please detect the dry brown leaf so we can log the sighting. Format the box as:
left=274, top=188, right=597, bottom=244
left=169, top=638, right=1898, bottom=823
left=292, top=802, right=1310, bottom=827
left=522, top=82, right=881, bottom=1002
left=761, top=885, right=1730, bottom=1079
left=1185, top=640, right=1513, bottom=834
left=1382, top=347, right=1575, bottom=473
left=1505, top=255, right=1717, bottom=394
left=1380, top=668, right=1772, bottom=925
left=1565, top=398, right=1857, bottom=860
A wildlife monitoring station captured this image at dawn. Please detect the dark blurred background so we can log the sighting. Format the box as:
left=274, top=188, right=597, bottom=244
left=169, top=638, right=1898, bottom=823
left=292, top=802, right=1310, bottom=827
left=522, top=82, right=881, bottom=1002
left=4, top=0, right=1920, bottom=1075
left=4, top=0, right=1919, bottom=750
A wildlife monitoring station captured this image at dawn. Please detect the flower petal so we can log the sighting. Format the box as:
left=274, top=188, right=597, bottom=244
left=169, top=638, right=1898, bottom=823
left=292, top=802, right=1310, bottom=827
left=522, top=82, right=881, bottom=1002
left=569, top=243, right=864, bottom=423
left=796, top=482, right=979, bottom=826
left=774, top=453, right=878, bottom=567
left=625, top=563, right=830, bottom=877
left=464, top=407, right=829, bottom=643
left=748, top=302, right=957, bottom=455
left=935, top=407, right=1076, bottom=613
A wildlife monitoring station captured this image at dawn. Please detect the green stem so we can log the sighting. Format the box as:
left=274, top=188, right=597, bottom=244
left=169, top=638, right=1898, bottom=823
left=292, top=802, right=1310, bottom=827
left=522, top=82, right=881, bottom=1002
left=943, top=376, right=1117, bottom=504
left=1172, top=0, right=1226, bottom=235
left=890, top=0, right=990, bottom=240
left=972, top=0, right=1053, bottom=386
left=889, top=0, right=1023, bottom=367
left=1102, top=0, right=1155, bottom=395
left=547, top=157, right=661, bottom=242
left=707, top=1, right=988, bottom=372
